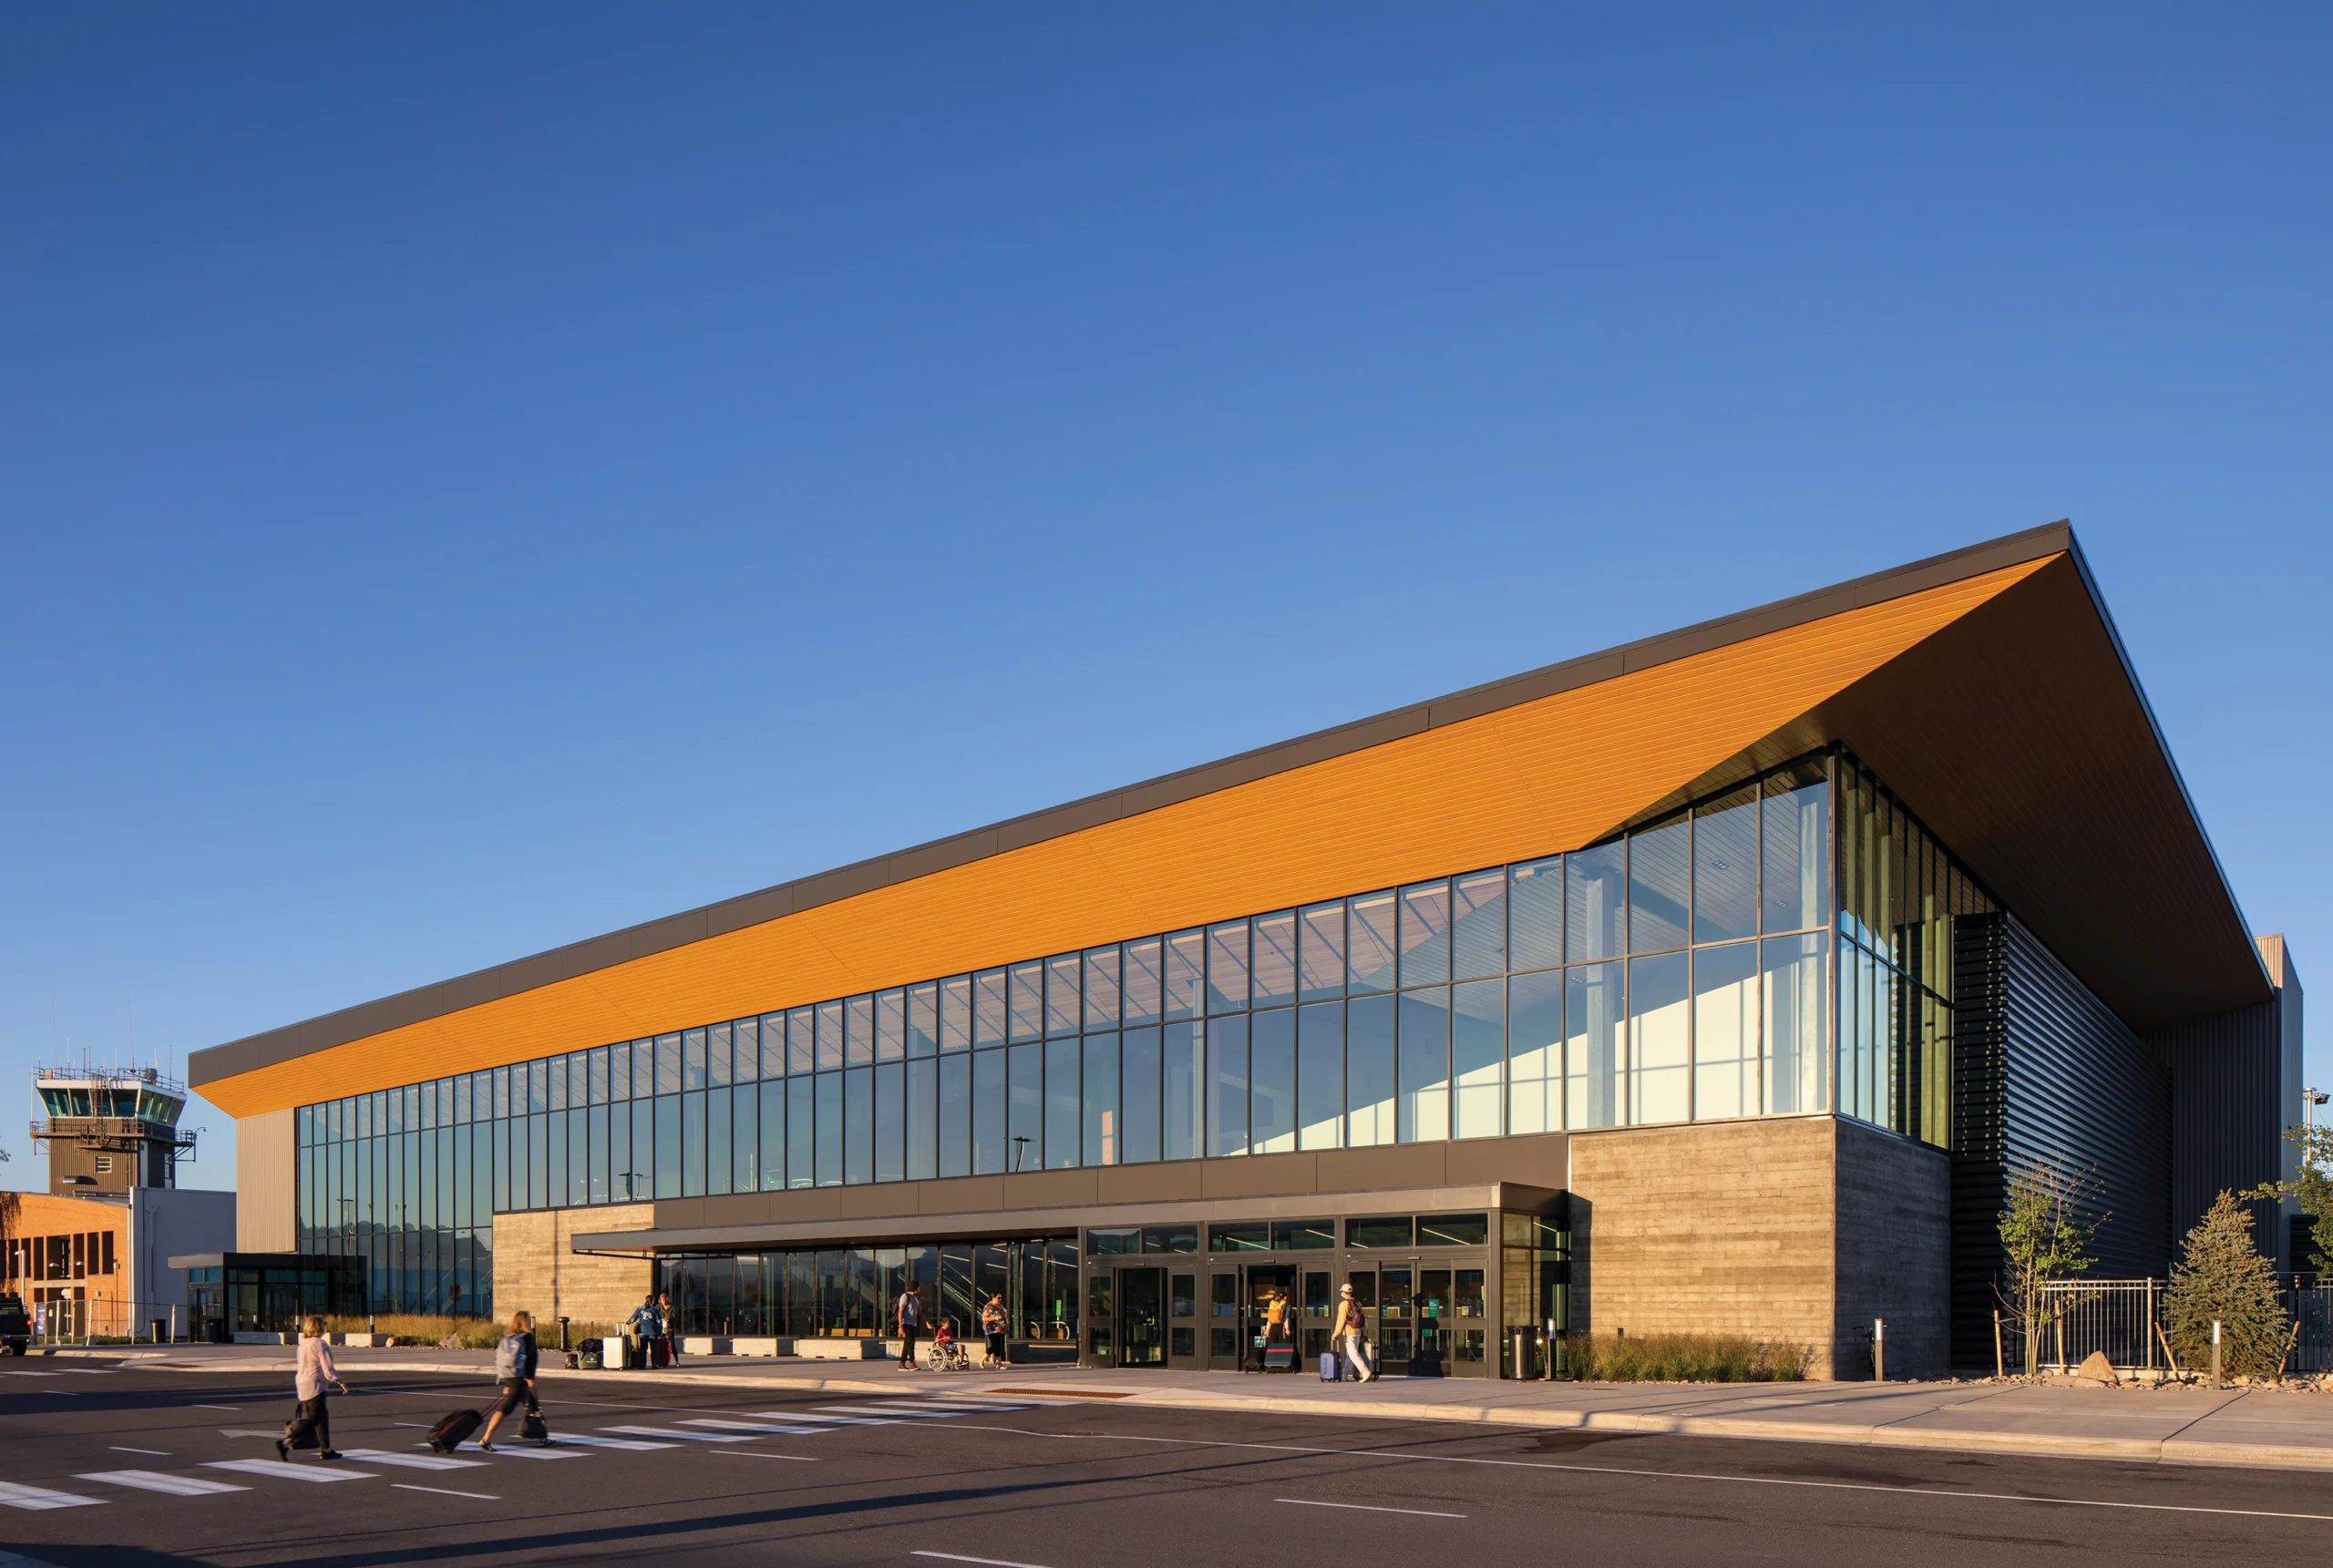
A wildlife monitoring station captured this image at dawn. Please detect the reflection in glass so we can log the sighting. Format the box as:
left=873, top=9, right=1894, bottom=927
left=1629, top=816, right=1691, bottom=954
left=1452, top=869, right=1506, bottom=979
left=874, top=1061, right=903, bottom=1183
left=844, top=1066, right=873, bottom=1184
left=1453, top=978, right=1503, bottom=1139
left=1207, top=920, right=1250, bottom=1012
left=1044, top=1038, right=1080, bottom=1169
left=940, top=976, right=972, bottom=1052
left=1084, top=947, right=1121, bottom=1031
left=847, top=996, right=876, bottom=1067
left=1397, top=986, right=1449, bottom=1143
left=1399, top=880, right=1450, bottom=988
left=1251, top=911, right=1298, bottom=1008
left=1121, top=1027, right=1160, bottom=1164
left=1008, top=961, right=1044, bottom=1043
left=1207, top=1015, right=1249, bottom=1157
left=971, top=1049, right=1006, bottom=1175
left=1508, top=968, right=1561, bottom=1134
left=1007, top=1043, right=1043, bottom=1170
left=1349, top=892, right=1398, bottom=993
left=938, top=1053, right=970, bottom=1178
left=816, top=1002, right=844, bottom=1072
left=1163, top=1021, right=1204, bottom=1162
left=1045, top=953, right=1081, bottom=1038
left=1629, top=951, right=1690, bottom=1124
left=1509, top=856, right=1563, bottom=972
left=908, top=982, right=940, bottom=1058
left=1568, top=844, right=1626, bottom=963
left=1249, top=1008, right=1295, bottom=1153
left=1692, top=940, right=1758, bottom=1120
left=1083, top=1032, right=1118, bottom=1166
left=1694, top=788, right=1759, bottom=943
left=974, top=968, right=1008, bottom=1046
left=877, top=989, right=906, bottom=1061
left=1567, top=961, right=1623, bottom=1128
left=1123, top=938, right=1164, bottom=1026
left=758, top=1079, right=784, bottom=1191
left=1299, top=902, right=1345, bottom=1002
left=1346, top=993, right=1396, bottom=1147
left=1296, top=1001, right=1343, bottom=1151
left=787, top=1079, right=814, bottom=1190
left=1164, top=929, right=1206, bottom=1020
left=788, top=1007, right=816, bottom=1076
left=1765, top=764, right=1829, bottom=934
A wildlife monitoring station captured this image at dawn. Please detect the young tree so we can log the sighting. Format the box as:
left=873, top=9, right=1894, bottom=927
left=1996, top=1159, right=2102, bottom=1376
left=2163, top=1190, right=2291, bottom=1378
left=2254, top=1122, right=2333, bottom=1274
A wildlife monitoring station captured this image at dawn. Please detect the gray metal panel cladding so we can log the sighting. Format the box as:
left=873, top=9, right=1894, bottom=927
left=2147, top=996, right=2286, bottom=1269
left=1949, top=911, right=2172, bottom=1368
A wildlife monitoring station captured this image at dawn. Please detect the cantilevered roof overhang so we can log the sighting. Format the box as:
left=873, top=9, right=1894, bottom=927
left=190, top=522, right=2270, bottom=1117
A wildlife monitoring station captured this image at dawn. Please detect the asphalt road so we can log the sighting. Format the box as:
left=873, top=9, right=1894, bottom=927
left=2, top=1362, right=2330, bottom=1566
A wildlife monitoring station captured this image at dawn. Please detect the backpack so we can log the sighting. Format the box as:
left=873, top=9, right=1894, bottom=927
left=495, top=1333, right=527, bottom=1380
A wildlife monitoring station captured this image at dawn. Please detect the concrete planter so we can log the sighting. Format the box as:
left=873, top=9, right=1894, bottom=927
left=796, top=1337, right=886, bottom=1360
left=729, top=1337, right=790, bottom=1358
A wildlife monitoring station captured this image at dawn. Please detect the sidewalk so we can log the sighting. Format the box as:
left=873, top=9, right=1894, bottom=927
left=46, top=1343, right=2333, bottom=1473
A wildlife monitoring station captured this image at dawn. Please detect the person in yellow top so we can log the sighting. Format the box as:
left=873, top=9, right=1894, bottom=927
left=1331, top=1284, right=1374, bottom=1382
left=1263, top=1288, right=1290, bottom=1343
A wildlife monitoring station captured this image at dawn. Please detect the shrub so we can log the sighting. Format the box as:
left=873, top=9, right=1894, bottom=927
left=2163, top=1190, right=2291, bottom=1378
left=1562, top=1331, right=1808, bottom=1382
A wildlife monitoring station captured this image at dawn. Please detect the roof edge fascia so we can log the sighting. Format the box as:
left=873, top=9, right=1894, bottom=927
left=190, top=521, right=2079, bottom=1089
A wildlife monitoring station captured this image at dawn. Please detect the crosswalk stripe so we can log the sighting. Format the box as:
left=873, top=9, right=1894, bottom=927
left=598, top=1425, right=752, bottom=1442
left=202, top=1460, right=376, bottom=1482
left=338, top=1449, right=488, bottom=1471
left=858, top=1402, right=1029, bottom=1415
left=815, top=1404, right=961, bottom=1419
left=681, top=1419, right=827, bottom=1435
left=531, top=1433, right=674, bottom=1451
left=78, top=1471, right=248, bottom=1497
left=465, top=1445, right=581, bottom=1460
left=0, top=1481, right=100, bottom=1511
left=0, top=1371, right=60, bottom=1378
left=746, top=1411, right=893, bottom=1426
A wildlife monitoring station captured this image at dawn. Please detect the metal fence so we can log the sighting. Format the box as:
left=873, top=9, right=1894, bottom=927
left=1993, top=1279, right=2333, bottom=1376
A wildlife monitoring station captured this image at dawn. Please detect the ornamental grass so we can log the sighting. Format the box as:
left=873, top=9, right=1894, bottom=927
left=1565, top=1331, right=1810, bottom=1382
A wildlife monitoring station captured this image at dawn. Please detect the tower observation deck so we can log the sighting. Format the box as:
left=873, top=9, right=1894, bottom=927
left=31, top=1066, right=198, bottom=1197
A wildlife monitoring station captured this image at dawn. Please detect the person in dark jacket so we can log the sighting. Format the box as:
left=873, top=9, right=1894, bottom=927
left=476, top=1310, right=539, bottom=1451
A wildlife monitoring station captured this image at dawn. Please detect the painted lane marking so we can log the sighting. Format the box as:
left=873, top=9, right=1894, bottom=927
left=1010, top=1429, right=2333, bottom=1527
left=910, top=1553, right=1053, bottom=1568
left=393, top=1483, right=498, bottom=1501
left=1276, top=1498, right=1465, bottom=1519
left=712, top=1451, right=821, bottom=1462
left=0, top=1481, right=100, bottom=1511
left=0, top=1371, right=60, bottom=1378
left=202, top=1460, right=376, bottom=1482
left=79, top=1471, right=248, bottom=1497
left=108, top=1447, right=170, bottom=1456
left=598, top=1425, right=752, bottom=1443
left=681, top=1419, right=827, bottom=1436
left=337, top=1449, right=488, bottom=1471
left=192, top=1404, right=244, bottom=1412
left=534, top=1433, right=675, bottom=1451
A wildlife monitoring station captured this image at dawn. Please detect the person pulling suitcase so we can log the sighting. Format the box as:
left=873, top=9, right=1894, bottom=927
left=476, top=1310, right=540, bottom=1452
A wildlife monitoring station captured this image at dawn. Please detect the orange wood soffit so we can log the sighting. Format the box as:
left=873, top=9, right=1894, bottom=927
left=200, top=555, right=2055, bottom=1116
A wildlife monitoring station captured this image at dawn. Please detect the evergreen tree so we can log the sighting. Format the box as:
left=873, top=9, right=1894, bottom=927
left=2163, top=1191, right=2290, bottom=1378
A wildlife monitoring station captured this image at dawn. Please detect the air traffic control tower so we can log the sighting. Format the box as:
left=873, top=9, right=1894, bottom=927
left=30, top=1066, right=199, bottom=1196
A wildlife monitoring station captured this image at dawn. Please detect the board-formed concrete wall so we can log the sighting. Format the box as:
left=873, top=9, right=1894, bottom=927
left=1567, top=1115, right=1839, bottom=1373
left=492, top=1203, right=655, bottom=1331
left=1566, top=1113, right=1950, bottom=1379
left=1833, top=1118, right=1951, bottom=1378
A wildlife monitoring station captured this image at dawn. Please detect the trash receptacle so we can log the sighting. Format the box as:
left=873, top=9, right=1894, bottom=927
left=1511, top=1327, right=1536, bottom=1380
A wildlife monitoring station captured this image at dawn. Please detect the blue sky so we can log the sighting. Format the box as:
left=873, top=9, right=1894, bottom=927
left=2, top=5, right=2325, bottom=1186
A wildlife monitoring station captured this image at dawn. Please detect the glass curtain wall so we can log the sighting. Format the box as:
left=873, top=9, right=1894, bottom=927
left=1834, top=754, right=1996, bottom=1145
left=296, top=753, right=1874, bottom=1315
left=653, top=1235, right=1078, bottom=1342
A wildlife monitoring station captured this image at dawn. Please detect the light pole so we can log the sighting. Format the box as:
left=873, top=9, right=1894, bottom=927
left=2307, top=1089, right=2328, bottom=1133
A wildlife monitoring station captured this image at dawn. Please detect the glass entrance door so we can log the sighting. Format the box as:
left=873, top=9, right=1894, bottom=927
left=1245, top=1264, right=1297, bottom=1369
left=1343, top=1266, right=1413, bottom=1375
left=1413, top=1268, right=1450, bottom=1376
left=1117, top=1267, right=1166, bottom=1367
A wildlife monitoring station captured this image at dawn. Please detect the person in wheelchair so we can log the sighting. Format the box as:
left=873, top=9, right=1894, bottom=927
left=925, top=1317, right=968, bottom=1370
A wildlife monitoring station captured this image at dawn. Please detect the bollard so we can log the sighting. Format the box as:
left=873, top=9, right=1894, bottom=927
left=1512, top=1327, right=1535, bottom=1381
left=2212, top=1319, right=2223, bottom=1389
left=1874, top=1317, right=1886, bottom=1382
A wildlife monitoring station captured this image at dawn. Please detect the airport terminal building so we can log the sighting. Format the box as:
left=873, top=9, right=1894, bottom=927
left=189, top=525, right=2303, bottom=1378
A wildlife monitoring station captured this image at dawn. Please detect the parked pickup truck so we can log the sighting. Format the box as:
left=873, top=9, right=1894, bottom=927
left=0, top=1294, right=28, bottom=1355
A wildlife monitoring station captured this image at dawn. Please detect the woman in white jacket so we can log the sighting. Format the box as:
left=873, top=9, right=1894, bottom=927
left=276, top=1316, right=348, bottom=1460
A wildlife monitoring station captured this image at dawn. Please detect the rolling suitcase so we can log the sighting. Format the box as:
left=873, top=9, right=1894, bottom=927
left=1319, top=1350, right=1342, bottom=1382
left=427, top=1409, right=484, bottom=1453
left=1263, top=1344, right=1298, bottom=1373
left=520, top=1409, right=550, bottom=1445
